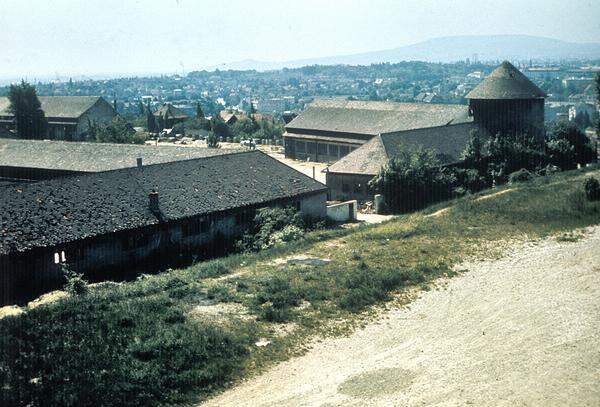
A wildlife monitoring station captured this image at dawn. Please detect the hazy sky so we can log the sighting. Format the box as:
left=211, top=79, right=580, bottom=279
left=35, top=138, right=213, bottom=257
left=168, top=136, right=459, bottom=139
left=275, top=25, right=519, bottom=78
left=1, top=0, right=599, bottom=79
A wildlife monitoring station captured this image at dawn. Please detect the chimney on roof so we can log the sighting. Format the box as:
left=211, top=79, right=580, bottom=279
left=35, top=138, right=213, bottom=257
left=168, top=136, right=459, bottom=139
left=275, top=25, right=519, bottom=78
left=137, top=157, right=143, bottom=168
left=149, top=190, right=159, bottom=214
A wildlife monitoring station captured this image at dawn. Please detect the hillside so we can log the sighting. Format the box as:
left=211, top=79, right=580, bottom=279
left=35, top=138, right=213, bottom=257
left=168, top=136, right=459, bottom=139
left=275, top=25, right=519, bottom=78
left=213, top=35, right=600, bottom=71
left=1, top=165, right=599, bottom=406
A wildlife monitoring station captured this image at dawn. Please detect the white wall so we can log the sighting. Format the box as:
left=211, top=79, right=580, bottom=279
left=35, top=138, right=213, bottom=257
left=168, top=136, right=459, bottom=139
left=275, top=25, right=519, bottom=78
left=326, top=200, right=357, bottom=222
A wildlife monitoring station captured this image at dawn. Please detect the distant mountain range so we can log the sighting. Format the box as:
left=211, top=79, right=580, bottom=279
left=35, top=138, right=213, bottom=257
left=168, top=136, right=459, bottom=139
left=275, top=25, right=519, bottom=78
left=209, top=35, right=600, bottom=71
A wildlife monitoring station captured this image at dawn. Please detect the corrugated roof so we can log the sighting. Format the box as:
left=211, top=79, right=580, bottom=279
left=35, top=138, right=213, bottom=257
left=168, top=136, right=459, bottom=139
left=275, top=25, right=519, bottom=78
left=466, top=61, right=547, bottom=100
left=0, top=138, right=234, bottom=172
left=0, top=150, right=327, bottom=255
left=286, top=99, right=472, bottom=136
left=327, top=123, right=482, bottom=175
left=0, top=96, right=109, bottom=119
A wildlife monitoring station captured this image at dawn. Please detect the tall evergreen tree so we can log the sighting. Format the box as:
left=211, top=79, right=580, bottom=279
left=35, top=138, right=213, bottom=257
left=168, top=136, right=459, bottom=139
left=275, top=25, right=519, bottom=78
left=196, top=102, right=204, bottom=119
left=8, top=80, right=47, bottom=139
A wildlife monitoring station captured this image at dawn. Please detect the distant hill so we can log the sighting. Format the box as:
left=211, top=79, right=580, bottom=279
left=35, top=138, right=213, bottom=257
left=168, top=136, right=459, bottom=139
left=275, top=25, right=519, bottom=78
left=210, top=35, right=600, bottom=71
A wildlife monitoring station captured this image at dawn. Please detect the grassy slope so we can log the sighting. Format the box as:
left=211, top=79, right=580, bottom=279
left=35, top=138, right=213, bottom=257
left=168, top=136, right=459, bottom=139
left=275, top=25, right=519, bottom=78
left=1, top=166, right=599, bottom=406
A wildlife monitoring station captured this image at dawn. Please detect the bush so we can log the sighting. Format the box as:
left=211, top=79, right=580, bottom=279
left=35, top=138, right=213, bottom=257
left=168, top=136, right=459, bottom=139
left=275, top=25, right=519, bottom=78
left=584, top=177, right=600, bottom=201
left=509, top=168, right=534, bottom=184
left=252, top=275, right=302, bottom=322
left=236, top=206, right=305, bottom=252
left=547, top=121, right=596, bottom=169
left=62, top=264, right=89, bottom=296
left=369, top=146, right=456, bottom=213
left=268, top=225, right=305, bottom=247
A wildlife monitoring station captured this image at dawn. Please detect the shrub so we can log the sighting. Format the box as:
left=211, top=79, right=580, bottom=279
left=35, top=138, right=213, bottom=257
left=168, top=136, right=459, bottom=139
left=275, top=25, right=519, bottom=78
left=584, top=177, right=600, bottom=201
left=369, top=146, right=456, bottom=213
left=268, top=225, right=305, bottom=247
left=547, top=121, right=597, bottom=169
left=509, top=168, right=534, bottom=184
left=252, top=275, right=302, bottom=322
left=62, top=264, right=89, bottom=296
left=237, top=206, right=305, bottom=252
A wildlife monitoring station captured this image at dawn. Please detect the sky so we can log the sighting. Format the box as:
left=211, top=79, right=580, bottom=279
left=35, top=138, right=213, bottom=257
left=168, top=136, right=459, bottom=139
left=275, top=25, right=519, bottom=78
left=1, top=0, right=599, bottom=80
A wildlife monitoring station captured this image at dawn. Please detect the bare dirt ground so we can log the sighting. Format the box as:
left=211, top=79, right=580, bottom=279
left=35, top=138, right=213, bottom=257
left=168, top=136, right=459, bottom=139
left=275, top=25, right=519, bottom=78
left=203, top=226, right=600, bottom=407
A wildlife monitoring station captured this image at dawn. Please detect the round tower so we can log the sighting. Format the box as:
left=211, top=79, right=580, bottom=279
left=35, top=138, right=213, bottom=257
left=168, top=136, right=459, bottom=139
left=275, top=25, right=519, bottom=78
left=466, top=61, right=547, bottom=140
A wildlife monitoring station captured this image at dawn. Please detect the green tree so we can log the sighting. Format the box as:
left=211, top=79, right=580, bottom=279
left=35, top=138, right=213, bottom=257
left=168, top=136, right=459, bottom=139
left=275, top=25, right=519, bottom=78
left=486, top=133, right=546, bottom=183
left=368, top=146, right=455, bottom=213
left=196, top=102, right=204, bottom=119
left=89, top=117, right=143, bottom=144
left=206, top=131, right=220, bottom=148
left=546, top=121, right=596, bottom=170
left=461, top=128, right=484, bottom=170
left=210, top=113, right=230, bottom=139
left=7, top=80, right=47, bottom=139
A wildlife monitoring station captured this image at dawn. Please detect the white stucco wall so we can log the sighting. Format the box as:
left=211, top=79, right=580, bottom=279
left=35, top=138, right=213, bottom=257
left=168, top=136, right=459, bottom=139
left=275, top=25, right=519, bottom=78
left=326, top=200, right=357, bottom=222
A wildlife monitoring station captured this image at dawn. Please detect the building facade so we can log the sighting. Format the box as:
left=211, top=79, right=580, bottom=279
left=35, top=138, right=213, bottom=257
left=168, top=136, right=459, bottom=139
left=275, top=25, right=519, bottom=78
left=283, top=99, right=471, bottom=163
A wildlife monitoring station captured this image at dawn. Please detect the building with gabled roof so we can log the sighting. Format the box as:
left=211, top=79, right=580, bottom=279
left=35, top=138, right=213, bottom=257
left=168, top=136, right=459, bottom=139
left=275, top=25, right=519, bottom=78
left=153, top=103, right=189, bottom=130
left=466, top=61, right=547, bottom=139
left=0, top=150, right=327, bottom=304
left=325, top=122, right=484, bottom=201
left=0, top=96, right=117, bottom=140
left=283, top=98, right=471, bottom=163
left=0, top=138, right=234, bottom=183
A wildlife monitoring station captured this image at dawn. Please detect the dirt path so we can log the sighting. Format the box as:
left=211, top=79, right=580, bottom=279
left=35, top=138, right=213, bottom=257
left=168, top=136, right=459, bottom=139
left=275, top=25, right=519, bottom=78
left=203, top=227, right=600, bottom=406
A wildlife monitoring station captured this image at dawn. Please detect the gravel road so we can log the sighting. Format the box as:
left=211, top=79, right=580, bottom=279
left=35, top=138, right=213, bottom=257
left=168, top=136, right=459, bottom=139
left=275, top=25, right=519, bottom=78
left=203, top=227, right=600, bottom=407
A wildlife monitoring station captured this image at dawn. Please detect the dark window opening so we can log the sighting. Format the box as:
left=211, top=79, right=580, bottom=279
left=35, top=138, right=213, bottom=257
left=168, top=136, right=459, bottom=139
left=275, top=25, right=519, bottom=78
left=328, top=144, right=339, bottom=157
left=317, top=143, right=327, bottom=155
left=339, top=145, right=350, bottom=156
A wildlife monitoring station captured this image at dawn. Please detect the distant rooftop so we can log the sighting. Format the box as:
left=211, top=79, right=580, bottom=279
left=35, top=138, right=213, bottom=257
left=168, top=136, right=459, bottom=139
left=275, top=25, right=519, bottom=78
left=0, top=96, right=110, bottom=119
left=0, top=138, right=235, bottom=172
left=286, top=99, right=471, bottom=136
left=466, top=61, right=547, bottom=100
left=153, top=103, right=188, bottom=119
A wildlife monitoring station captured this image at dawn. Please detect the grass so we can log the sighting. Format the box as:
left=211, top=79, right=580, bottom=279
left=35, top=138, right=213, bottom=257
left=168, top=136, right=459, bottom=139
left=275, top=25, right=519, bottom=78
left=1, top=165, right=599, bottom=406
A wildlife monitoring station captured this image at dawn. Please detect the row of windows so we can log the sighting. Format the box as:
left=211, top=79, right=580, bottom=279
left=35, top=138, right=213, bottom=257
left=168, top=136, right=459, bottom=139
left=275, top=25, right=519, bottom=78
left=291, top=140, right=354, bottom=158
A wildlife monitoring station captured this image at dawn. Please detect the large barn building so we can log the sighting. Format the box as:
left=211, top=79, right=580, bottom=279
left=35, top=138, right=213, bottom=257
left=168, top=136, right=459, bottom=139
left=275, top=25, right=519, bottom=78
left=0, top=150, right=327, bottom=305
left=283, top=99, right=471, bottom=163
left=300, top=61, right=546, bottom=201
left=325, top=122, right=483, bottom=201
left=0, top=96, right=117, bottom=140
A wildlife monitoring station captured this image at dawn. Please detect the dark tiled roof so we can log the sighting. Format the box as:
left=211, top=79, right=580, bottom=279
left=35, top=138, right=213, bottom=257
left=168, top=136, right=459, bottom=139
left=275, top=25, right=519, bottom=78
left=327, top=123, right=482, bottom=175
left=286, top=99, right=471, bottom=136
left=0, top=138, right=235, bottom=172
left=0, top=96, right=110, bottom=119
left=466, top=61, right=547, bottom=100
left=0, top=151, right=327, bottom=255
left=153, top=103, right=188, bottom=119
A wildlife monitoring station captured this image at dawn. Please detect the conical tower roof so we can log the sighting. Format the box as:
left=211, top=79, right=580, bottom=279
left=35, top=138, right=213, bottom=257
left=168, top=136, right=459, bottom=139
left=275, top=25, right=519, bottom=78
left=466, top=61, right=547, bottom=100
